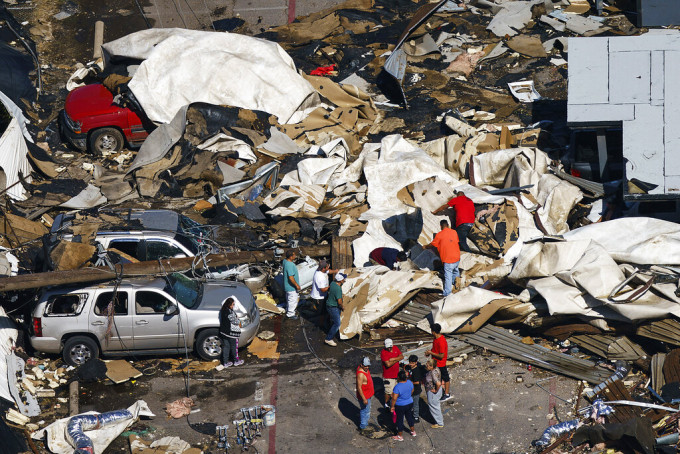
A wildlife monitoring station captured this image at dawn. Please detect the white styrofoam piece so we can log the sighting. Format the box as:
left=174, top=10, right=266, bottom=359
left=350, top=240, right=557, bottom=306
left=609, top=51, right=651, bottom=104
left=623, top=105, right=665, bottom=193
left=567, top=37, right=609, bottom=104
left=567, top=103, right=634, bottom=123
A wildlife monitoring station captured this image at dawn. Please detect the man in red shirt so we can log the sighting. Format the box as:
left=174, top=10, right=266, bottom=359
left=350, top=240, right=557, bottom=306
left=427, top=219, right=460, bottom=296
left=425, top=323, right=452, bottom=401
left=380, top=338, right=403, bottom=408
left=356, top=356, right=375, bottom=434
left=433, top=191, right=475, bottom=252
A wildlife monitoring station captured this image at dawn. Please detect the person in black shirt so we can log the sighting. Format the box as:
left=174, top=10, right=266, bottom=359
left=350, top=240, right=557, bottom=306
left=405, top=354, right=425, bottom=422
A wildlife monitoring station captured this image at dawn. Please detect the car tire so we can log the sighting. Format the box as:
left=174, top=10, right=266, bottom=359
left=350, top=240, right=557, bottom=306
left=63, top=336, right=99, bottom=366
left=88, top=127, right=124, bottom=156
left=195, top=328, right=222, bottom=361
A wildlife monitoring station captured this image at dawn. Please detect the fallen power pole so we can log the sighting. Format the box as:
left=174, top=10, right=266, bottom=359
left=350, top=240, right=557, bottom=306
left=0, top=245, right=330, bottom=292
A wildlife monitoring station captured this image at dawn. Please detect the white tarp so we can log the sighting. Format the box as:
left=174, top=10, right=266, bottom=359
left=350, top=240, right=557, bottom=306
left=279, top=138, right=349, bottom=187
left=563, top=217, right=680, bottom=265
left=471, top=147, right=582, bottom=235
left=359, top=135, right=458, bottom=221
left=511, top=237, right=680, bottom=321
left=102, top=29, right=318, bottom=124
left=0, top=306, right=18, bottom=405
left=0, top=91, right=33, bottom=200
left=340, top=267, right=441, bottom=339
left=429, top=286, right=516, bottom=333
left=33, top=400, right=155, bottom=454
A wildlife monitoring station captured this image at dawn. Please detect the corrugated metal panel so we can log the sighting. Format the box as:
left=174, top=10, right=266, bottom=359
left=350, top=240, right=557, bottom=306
left=570, top=334, right=647, bottom=361
left=462, top=325, right=612, bottom=383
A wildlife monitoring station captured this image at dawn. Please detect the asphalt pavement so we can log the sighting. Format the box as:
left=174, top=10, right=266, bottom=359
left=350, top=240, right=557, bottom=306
left=78, top=311, right=583, bottom=454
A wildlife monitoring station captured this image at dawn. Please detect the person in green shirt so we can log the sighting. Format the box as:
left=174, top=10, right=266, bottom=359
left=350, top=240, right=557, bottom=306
left=324, top=272, right=346, bottom=346
left=282, top=250, right=301, bottom=320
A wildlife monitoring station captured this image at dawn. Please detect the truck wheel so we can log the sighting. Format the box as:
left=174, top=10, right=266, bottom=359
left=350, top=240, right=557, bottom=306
left=195, top=329, right=222, bottom=361
left=63, top=336, right=99, bottom=366
left=89, top=128, right=124, bottom=156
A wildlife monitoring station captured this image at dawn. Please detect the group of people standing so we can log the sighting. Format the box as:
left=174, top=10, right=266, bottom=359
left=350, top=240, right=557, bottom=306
left=356, top=323, right=452, bottom=440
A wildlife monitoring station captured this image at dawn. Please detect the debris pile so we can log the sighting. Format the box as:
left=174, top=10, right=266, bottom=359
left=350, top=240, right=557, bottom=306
left=0, top=0, right=678, bottom=452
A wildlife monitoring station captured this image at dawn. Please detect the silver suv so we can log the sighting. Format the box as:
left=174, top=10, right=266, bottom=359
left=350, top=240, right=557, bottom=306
left=29, top=273, right=260, bottom=366
left=48, top=209, right=213, bottom=265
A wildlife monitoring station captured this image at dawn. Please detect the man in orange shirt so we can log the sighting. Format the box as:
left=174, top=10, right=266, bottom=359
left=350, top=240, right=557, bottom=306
left=356, top=357, right=375, bottom=435
left=428, top=219, right=460, bottom=297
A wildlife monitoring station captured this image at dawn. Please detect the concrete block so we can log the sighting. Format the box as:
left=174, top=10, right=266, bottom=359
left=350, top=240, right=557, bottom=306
left=651, top=51, right=664, bottom=101
left=567, top=103, right=634, bottom=123
left=568, top=37, right=609, bottom=104
left=665, top=51, right=680, bottom=176
left=610, top=51, right=650, bottom=104
left=623, top=104, right=664, bottom=191
left=608, top=31, right=680, bottom=52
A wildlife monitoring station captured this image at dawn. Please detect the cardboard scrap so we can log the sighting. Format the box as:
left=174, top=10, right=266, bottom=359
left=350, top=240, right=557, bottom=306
left=247, top=337, right=280, bottom=360
left=106, top=360, right=143, bottom=384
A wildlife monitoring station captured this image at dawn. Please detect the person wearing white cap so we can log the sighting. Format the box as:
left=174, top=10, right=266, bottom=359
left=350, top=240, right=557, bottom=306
left=324, top=272, right=346, bottom=346
left=381, top=338, right=403, bottom=408
left=356, top=356, right=374, bottom=435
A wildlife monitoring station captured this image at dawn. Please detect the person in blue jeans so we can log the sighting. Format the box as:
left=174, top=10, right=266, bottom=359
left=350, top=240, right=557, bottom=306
left=356, top=356, right=374, bottom=435
left=390, top=370, right=416, bottom=441
left=324, top=272, right=346, bottom=347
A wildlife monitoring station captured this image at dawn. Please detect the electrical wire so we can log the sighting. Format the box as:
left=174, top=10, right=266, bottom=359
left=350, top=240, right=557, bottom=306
left=132, top=0, right=152, bottom=28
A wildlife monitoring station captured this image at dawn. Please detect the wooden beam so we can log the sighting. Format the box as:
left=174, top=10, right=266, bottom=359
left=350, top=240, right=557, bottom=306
left=0, top=245, right=330, bottom=292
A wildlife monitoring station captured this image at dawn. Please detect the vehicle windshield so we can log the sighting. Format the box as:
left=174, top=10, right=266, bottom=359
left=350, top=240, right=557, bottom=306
left=177, top=215, right=214, bottom=254
left=164, top=273, right=202, bottom=309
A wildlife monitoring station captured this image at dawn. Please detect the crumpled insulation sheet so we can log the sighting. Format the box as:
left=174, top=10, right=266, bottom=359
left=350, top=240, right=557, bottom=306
left=511, top=238, right=680, bottom=321
left=33, top=400, right=154, bottom=454
left=0, top=92, right=33, bottom=200
left=472, top=147, right=582, bottom=235
left=338, top=267, right=441, bottom=339
left=428, top=286, right=521, bottom=333
left=0, top=306, right=18, bottom=404
left=563, top=217, right=680, bottom=265
left=102, top=29, right=319, bottom=124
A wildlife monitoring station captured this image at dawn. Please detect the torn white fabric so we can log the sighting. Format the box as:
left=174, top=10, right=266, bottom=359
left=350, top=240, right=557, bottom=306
left=0, top=117, right=32, bottom=200
left=104, top=29, right=319, bottom=124
left=563, top=217, right=680, bottom=265
left=359, top=135, right=458, bottom=221
left=60, top=184, right=108, bottom=209
left=0, top=92, right=33, bottom=200
left=352, top=219, right=404, bottom=267
left=280, top=138, right=350, bottom=186
left=126, top=105, right=189, bottom=174
left=340, top=267, right=441, bottom=339
left=534, top=174, right=583, bottom=235
left=430, top=286, right=516, bottom=333
left=509, top=240, right=625, bottom=298
left=262, top=184, right=326, bottom=217
left=259, top=127, right=305, bottom=156
left=197, top=133, right=257, bottom=163
left=0, top=306, right=17, bottom=405
left=33, top=400, right=155, bottom=454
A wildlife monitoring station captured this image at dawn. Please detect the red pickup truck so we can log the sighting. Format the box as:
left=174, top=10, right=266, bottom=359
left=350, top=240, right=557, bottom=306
left=60, top=83, right=152, bottom=155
